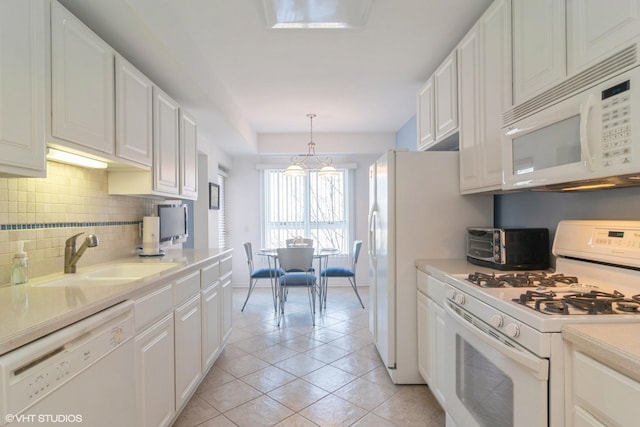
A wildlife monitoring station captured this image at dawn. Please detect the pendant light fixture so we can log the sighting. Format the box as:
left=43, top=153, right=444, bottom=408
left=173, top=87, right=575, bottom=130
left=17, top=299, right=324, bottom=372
left=285, top=114, right=338, bottom=177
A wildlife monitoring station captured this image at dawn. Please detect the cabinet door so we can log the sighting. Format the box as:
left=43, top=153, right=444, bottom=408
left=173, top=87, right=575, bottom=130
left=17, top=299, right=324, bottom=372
left=0, top=0, right=46, bottom=177
left=512, top=0, right=566, bottom=105
left=434, top=52, right=458, bottom=140
left=567, top=0, right=640, bottom=74
left=175, top=294, right=202, bottom=410
left=417, top=79, right=435, bottom=150
left=153, top=87, right=180, bottom=195
left=180, top=110, right=198, bottom=199
left=458, top=24, right=481, bottom=191
left=201, top=282, right=221, bottom=370
left=479, top=0, right=511, bottom=188
left=432, top=301, right=446, bottom=406
left=116, top=55, right=152, bottom=166
left=51, top=1, right=114, bottom=154
left=221, top=275, right=233, bottom=343
left=417, top=291, right=432, bottom=384
left=135, top=314, right=175, bottom=427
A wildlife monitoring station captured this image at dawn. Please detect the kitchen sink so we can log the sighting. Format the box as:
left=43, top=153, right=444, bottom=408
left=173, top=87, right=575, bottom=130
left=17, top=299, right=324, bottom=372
left=33, top=262, right=181, bottom=288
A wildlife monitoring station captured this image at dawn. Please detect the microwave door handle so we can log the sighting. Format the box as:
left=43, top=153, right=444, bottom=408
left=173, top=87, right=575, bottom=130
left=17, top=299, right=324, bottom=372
left=580, top=94, right=597, bottom=172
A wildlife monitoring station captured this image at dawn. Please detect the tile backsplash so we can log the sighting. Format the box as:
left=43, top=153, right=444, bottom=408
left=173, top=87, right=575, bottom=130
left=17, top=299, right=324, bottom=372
left=0, top=161, right=156, bottom=284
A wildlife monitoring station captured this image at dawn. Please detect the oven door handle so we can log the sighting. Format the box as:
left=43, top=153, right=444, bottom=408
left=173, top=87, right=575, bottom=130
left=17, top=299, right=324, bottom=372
left=444, top=301, right=549, bottom=381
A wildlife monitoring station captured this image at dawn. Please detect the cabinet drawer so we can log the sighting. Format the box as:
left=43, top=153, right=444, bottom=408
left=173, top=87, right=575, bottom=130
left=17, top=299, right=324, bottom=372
left=201, top=261, right=220, bottom=288
left=134, top=284, right=172, bottom=331
left=174, top=270, right=201, bottom=306
left=573, top=350, right=640, bottom=426
left=219, top=255, right=232, bottom=277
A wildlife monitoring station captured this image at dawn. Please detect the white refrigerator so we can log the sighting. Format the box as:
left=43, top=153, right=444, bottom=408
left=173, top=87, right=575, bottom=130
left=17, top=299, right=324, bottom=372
left=368, top=150, right=493, bottom=384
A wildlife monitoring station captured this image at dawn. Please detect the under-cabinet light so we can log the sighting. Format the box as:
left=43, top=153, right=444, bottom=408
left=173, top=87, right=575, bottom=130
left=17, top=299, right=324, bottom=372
left=46, top=148, right=108, bottom=169
left=560, top=183, right=617, bottom=191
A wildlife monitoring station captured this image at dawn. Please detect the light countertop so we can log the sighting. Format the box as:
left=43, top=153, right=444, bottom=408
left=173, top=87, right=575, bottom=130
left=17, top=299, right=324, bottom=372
left=0, top=248, right=232, bottom=356
left=563, top=323, right=640, bottom=382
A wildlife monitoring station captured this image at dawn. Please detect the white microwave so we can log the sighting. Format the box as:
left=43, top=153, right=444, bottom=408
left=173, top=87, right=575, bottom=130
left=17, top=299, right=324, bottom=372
left=502, top=67, right=639, bottom=191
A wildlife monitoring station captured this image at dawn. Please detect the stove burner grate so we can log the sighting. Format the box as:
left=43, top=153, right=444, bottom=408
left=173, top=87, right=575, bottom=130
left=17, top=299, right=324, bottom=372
left=468, top=272, right=580, bottom=288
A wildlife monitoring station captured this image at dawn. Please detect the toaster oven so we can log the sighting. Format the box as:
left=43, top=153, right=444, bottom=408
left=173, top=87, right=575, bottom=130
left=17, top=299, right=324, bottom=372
left=466, top=228, right=550, bottom=270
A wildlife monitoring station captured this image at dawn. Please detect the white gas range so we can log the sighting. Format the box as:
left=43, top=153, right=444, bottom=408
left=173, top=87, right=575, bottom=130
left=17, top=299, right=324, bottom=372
left=441, top=220, right=640, bottom=427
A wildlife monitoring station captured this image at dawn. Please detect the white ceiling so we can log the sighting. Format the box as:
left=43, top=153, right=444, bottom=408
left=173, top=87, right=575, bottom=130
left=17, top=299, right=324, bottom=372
left=57, top=0, right=492, bottom=154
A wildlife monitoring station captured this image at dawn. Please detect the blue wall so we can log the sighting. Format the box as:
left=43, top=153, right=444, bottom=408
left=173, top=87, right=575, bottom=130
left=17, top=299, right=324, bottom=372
left=395, top=115, right=417, bottom=151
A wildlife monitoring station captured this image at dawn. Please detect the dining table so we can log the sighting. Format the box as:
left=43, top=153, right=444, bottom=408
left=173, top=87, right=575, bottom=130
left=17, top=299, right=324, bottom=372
left=257, top=247, right=340, bottom=311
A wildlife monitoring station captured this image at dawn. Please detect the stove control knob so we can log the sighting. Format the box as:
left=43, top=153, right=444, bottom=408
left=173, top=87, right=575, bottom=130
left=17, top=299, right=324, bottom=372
left=454, top=293, right=465, bottom=305
left=506, top=323, right=520, bottom=338
left=446, top=290, right=456, bottom=301
left=490, top=314, right=504, bottom=328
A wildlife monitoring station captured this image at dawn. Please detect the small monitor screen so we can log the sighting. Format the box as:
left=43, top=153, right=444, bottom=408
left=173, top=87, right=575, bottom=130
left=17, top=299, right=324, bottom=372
left=158, top=204, right=188, bottom=242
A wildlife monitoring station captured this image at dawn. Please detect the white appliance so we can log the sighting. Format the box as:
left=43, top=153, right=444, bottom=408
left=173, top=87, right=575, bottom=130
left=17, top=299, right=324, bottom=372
left=442, top=220, right=640, bottom=427
left=0, top=301, right=136, bottom=427
left=367, top=150, right=493, bottom=384
left=502, top=67, right=639, bottom=191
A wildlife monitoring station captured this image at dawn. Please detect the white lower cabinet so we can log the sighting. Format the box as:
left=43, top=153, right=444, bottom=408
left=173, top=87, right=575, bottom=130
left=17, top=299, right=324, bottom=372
left=565, top=347, right=640, bottom=427
left=416, top=271, right=446, bottom=407
left=174, top=294, right=202, bottom=410
left=132, top=251, right=232, bottom=426
left=135, top=314, right=175, bottom=427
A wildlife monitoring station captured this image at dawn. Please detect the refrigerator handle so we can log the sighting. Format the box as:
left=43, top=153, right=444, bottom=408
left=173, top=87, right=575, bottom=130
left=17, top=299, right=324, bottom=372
left=368, top=210, right=377, bottom=260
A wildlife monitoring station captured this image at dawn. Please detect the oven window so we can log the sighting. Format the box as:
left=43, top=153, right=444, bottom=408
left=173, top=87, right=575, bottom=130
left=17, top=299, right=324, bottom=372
left=512, top=115, right=581, bottom=174
left=456, top=335, right=514, bottom=427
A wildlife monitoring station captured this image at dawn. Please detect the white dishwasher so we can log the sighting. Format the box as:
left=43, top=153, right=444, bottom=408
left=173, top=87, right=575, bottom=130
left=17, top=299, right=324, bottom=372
left=0, top=301, right=136, bottom=427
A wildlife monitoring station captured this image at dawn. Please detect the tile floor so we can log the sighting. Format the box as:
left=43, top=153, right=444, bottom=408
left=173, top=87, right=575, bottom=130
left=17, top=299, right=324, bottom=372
left=173, top=286, right=445, bottom=427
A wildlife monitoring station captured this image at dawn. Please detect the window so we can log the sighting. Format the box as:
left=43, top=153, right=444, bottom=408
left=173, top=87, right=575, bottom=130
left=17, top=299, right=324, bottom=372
left=262, top=168, right=351, bottom=252
left=218, top=168, right=228, bottom=248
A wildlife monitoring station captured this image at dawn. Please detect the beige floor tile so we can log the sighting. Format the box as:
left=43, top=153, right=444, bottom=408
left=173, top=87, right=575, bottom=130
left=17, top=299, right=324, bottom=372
left=302, top=364, right=357, bottom=392
left=225, top=395, right=294, bottom=427
left=281, top=334, right=324, bottom=352
left=373, top=385, right=444, bottom=426
left=306, top=327, right=345, bottom=343
left=331, top=352, right=381, bottom=376
left=254, top=343, right=300, bottom=364
left=274, top=353, right=326, bottom=377
left=350, top=412, right=398, bottom=427
left=196, top=414, right=236, bottom=426
left=360, top=365, right=397, bottom=386
left=303, top=342, right=352, bottom=364
left=274, top=413, right=319, bottom=427
left=268, top=378, right=329, bottom=412
left=215, top=352, right=271, bottom=377
left=172, top=395, right=219, bottom=427
left=240, top=366, right=297, bottom=393
left=197, top=379, right=262, bottom=412
left=333, top=377, right=399, bottom=411
left=299, top=394, right=368, bottom=426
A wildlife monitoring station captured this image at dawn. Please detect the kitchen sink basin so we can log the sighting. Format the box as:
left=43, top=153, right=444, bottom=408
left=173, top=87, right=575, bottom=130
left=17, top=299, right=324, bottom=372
left=33, top=262, right=181, bottom=288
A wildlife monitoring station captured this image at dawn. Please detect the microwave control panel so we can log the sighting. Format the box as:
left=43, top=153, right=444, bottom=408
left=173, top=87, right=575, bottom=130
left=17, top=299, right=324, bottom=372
left=601, top=80, right=631, bottom=167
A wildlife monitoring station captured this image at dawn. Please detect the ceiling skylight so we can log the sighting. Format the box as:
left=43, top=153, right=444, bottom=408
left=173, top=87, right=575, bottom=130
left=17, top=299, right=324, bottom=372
left=262, top=0, right=372, bottom=29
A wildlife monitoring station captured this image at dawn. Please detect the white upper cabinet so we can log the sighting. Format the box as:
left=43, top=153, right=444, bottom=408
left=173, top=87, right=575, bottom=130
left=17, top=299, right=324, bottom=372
left=512, top=0, right=640, bottom=110
left=153, top=87, right=180, bottom=196
left=0, top=0, right=46, bottom=177
left=459, top=0, right=511, bottom=193
left=512, top=0, right=566, bottom=106
left=567, top=0, right=640, bottom=74
left=115, top=55, right=153, bottom=167
left=50, top=0, right=114, bottom=155
left=434, top=52, right=458, bottom=141
left=180, top=110, right=198, bottom=199
left=416, top=51, right=458, bottom=151
left=417, top=79, right=435, bottom=150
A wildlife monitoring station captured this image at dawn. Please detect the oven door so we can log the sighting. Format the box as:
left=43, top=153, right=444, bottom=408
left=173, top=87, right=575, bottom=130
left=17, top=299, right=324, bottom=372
left=442, top=300, right=549, bottom=427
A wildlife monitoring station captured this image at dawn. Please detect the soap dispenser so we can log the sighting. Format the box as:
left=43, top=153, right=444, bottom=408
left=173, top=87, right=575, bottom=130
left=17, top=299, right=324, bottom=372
left=11, top=240, right=28, bottom=285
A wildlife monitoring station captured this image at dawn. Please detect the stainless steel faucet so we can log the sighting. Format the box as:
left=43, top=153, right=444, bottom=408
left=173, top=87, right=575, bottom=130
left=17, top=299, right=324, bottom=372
left=64, top=233, right=99, bottom=273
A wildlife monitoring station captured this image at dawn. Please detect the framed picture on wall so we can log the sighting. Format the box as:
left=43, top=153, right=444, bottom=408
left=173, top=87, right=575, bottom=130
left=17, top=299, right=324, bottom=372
left=209, top=183, right=220, bottom=210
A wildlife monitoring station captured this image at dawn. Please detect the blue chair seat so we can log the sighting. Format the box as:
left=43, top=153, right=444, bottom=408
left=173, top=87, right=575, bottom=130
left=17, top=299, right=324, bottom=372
left=279, top=272, right=317, bottom=286
left=251, top=267, right=285, bottom=279
left=321, top=266, right=354, bottom=277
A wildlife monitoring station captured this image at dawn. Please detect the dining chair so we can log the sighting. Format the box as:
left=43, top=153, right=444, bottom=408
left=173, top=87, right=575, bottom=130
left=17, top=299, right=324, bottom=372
left=286, top=237, right=314, bottom=247
left=241, top=242, right=284, bottom=312
left=320, top=240, right=364, bottom=309
left=276, top=247, right=317, bottom=326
